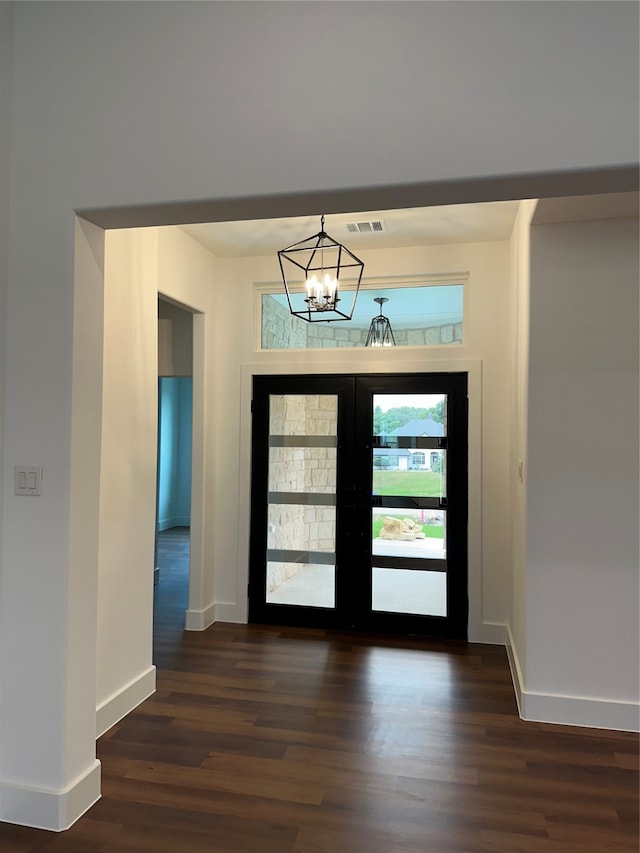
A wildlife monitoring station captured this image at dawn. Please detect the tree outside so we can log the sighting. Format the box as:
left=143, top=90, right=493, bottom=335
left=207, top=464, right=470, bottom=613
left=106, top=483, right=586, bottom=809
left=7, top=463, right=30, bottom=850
left=374, top=400, right=444, bottom=436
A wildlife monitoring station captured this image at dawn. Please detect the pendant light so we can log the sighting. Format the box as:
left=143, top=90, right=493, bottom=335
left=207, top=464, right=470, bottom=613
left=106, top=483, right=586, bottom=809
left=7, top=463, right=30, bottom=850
left=365, top=297, right=396, bottom=347
left=278, top=215, right=364, bottom=322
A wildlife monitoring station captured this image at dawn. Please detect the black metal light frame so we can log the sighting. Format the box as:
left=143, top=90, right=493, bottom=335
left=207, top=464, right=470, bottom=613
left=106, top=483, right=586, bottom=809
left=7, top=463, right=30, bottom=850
left=278, top=215, right=364, bottom=323
left=365, top=297, right=396, bottom=347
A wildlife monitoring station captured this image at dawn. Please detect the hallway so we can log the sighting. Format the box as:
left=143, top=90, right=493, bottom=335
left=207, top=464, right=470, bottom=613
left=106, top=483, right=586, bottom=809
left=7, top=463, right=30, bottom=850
left=153, top=526, right=191, bottom=668
left=0, top=561, right=637, bottom=851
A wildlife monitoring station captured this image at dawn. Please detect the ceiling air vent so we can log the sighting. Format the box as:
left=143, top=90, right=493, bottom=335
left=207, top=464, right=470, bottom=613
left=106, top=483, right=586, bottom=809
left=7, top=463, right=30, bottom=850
left=345, top=220, right=387, bottom=234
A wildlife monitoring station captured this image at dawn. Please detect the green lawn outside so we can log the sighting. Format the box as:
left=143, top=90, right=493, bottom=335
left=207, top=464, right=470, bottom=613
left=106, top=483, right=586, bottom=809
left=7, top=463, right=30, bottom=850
left=372, top=515, right=444, bottom=540
left=372, top=469, right=443, bottom=497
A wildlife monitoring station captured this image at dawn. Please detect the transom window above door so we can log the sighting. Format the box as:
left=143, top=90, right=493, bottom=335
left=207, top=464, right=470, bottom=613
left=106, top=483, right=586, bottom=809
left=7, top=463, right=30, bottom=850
left=258, top=278, right=466, bottom=350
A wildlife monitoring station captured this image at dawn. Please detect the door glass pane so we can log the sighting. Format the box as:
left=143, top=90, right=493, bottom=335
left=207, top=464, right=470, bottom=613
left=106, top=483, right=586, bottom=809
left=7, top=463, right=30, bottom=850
left=372, top=507, right=446, bottom=562
left=372, top=393, right=446, bottom=499
left=371, top=393, right=448, bottom=616
left=266, top=394, right=337, bottom=608
left=261, top=283, right=464, bottom=350
left=372, top=568, right=446, bottom=616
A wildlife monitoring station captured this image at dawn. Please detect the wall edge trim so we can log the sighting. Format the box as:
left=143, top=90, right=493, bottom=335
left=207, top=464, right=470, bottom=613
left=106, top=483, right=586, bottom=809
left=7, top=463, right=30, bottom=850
left=0, top=759, right=101, bottom=831
left=506, top=621, right=525, bottom=718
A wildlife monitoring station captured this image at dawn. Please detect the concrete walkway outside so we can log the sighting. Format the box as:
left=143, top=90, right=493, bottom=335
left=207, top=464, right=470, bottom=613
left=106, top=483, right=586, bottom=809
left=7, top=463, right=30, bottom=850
left=268, top=541, right=447, bottom=616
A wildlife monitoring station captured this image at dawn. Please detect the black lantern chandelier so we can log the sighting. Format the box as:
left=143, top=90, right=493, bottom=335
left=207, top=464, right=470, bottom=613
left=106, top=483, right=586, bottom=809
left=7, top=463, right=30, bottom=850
left=278, top=215, right=364, bottom=322
left=365, top=297, right=396, bottom=347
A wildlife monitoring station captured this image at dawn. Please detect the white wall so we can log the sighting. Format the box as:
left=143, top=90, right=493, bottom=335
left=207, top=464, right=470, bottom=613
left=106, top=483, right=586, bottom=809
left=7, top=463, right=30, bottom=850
left=9, top=1, right=638, bottom=215
left=156, top=228, right=218, bottom=629
left=524, top=216, right=639, bottom=730
left=95, top=226, right=216, bottom=737
left=0, top=2, right=10, bottom=558
left=0, top=6, right=12, bottom=753
left=158, top=299, right=193, bottom=377
left=1, top=0, right=638, bottom=831
left=95, top=228, right=159, bottom=736
left=0, top=7, right=11, bottom=788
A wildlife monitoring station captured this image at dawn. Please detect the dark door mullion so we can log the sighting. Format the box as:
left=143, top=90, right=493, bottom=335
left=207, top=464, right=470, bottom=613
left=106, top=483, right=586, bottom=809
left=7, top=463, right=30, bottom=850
left=444, top=380, right=469, bottom=638
left=334, top=377, right=358, bottom=625
left=248, top=384, right=270, bottom=618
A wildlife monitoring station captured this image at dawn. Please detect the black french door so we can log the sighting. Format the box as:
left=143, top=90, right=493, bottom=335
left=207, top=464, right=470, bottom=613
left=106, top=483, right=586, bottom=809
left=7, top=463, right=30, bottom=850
left=248, top=373, right=468, bottom=639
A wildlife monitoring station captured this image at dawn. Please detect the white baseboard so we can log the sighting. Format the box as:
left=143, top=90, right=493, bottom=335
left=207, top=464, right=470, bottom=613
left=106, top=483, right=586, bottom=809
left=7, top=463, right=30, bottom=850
left=185, top=601, right=246, bottom=631
left=185, top=602, right=216, bottom=630
left=469, top=621, right=508, bottom=645
left=505, top=623, right=525, bottom=718
left=214, top=601, right=247, bottom=623
left=96, top=666, right=156, bottom=738
left=521, top=690, right=639, bottom=732
left=506, top=623, right=639, bottom=732
left=0, top=759, right=101, bottom=831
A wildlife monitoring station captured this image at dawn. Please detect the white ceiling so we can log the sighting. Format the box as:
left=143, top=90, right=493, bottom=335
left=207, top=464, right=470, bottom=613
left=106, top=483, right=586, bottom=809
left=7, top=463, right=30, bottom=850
left=179, top=200, right=522, bottom=258
left=177, top=192, right=639, bottom=258
left=175, top=192, right=638, bottom=331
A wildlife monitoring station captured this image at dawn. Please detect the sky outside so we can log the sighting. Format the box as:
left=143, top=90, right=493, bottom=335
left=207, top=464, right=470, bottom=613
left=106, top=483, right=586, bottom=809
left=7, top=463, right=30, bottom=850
left=374, top=394, right=445, bottom=412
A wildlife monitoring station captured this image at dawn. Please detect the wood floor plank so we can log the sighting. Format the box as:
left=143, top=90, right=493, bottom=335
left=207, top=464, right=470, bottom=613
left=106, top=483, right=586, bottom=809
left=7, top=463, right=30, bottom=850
left=478, top=829, right=637, bottom=853
left=0, top=527, right=636, bottom=852
left=615, top=749, right=640, bottom=769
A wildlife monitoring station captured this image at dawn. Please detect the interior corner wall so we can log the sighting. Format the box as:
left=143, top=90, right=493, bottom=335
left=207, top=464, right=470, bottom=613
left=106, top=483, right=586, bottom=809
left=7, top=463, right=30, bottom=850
left=524, top=216, right=639, bottom=730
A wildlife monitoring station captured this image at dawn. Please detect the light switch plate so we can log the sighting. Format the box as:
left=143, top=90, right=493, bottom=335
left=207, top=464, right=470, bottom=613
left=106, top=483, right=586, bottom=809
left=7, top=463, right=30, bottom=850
left=14, top=465, right=42, bottom=496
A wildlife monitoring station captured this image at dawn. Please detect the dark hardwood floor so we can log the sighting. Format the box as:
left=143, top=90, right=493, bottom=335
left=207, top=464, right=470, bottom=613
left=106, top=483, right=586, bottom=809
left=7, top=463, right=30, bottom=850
left=2, top=527, right=638, bottom=851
